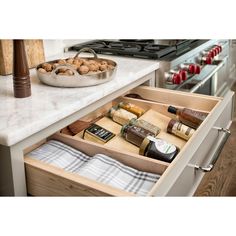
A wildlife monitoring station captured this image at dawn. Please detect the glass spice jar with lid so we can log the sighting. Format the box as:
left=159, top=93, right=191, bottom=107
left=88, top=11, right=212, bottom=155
left=121, top=124, right=155, bottom=147
left=118, top=102, right=145, bottom=117
left=167, top=119, right=195, bottom=141
left=139, top=136, right=179, bottom=163
left=108, top=106, right=137, bottom=125
left=129, top=118, right=161, bottom=136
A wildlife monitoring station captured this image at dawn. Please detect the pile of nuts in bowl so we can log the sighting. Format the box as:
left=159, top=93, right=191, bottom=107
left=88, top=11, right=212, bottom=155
left=37, top=57, right=115, bottom=76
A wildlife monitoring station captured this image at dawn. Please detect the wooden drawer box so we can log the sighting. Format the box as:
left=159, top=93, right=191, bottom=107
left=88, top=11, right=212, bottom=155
left=24, top=86, right=234, bottom=196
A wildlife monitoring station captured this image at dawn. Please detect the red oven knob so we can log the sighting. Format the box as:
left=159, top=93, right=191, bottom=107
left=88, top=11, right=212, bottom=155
left=189, top=64, right=196, bottom=74
left=216, top=45, right=222, bottom=52
left=201, top=56, right=212, bottom=65
left=208, top=50, right=215, bottom=58
left=172, top=73, right=181, bottom=84
left=180, top=63, right=198, bottom=74
left=179, top=69, right=187, bottom=81
left=214, top=47, right=220, bottom=56
left=165, top=72, right=181, bottom=84
left=211, top=49, right=217, bottom=57
left=214, top=47, right=219, bottom=55
left=195, top=65, right=201, bottom=74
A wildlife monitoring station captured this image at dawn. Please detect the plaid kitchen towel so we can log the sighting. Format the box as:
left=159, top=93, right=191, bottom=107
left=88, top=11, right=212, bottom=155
left=29, top=140, right=160, bottom=196
left=78, top=154, right=160, bottom=196
left=28, top=140, right=91, bottom=172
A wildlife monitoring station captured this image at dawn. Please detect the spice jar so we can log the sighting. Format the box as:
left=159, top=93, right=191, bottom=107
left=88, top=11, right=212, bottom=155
left=129, top=118, right=161, bottom=136
left=108, top=107, right=137, bottom=125
left=139, top=136, right=179, bottom=163
left=167, top=119, right=195, bottom=141
left=118, top=102, right=145, bottom=117
left=121, top=124, right=155, bottom=147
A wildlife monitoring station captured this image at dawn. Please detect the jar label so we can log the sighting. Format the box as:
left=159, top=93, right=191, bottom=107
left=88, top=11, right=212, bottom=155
left=112, top=108, right=137, bottom=125
left=172, top=122, right=195, bottom=140
left=84, top=124, right=115, bottom=143
left=147, top=136, right=177, bottom=154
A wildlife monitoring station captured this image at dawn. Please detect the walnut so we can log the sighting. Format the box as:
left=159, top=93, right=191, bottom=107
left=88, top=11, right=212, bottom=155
left=52, top=63, right=60, bottom=70
left=82, top=60, right=90, bottom=66
left=70, top=64, right=78, bottom=70
left=88, top=63, right=99, bottom=71
left=101, top=60, right=108, bottom=66
left=38, top=68, right=47, bottom=73
left=57, top=68, right=67, bottom=73
left=57, top=59, right=67, bottom=65
left=66, top=58, right=74, bottom=64
left=41, top=63, right=53, bottom=72
left=88, top=59, right=97, bottom=64
left=64, top=69, right=74, bottom=76
left=78, top=65, right=89, bottom=75
left=73, top=58, right=83, bottom=67
left=99, top=64, right=107, bottom=71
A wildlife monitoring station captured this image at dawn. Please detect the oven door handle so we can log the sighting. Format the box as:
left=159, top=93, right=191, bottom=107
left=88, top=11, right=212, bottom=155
left=190, top=55, right=228, bottom=93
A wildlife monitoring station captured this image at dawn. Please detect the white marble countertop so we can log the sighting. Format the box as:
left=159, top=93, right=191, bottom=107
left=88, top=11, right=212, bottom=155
left=0, top=52, right=159, bottom=146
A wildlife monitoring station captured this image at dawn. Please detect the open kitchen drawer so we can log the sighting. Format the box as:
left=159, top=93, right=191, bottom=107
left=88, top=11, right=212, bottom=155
left=23, top=86, right=234, bottom=196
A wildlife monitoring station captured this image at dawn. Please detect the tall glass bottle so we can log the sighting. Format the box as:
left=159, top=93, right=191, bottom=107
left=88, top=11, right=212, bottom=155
left=167, top=106, right=208, bottom=129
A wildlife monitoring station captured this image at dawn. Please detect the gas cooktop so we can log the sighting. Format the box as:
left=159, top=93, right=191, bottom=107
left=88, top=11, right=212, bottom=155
left=68, top=39, right=205, bottom=60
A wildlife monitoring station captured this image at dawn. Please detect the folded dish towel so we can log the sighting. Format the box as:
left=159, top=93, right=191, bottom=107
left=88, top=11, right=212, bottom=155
left=28, top=140, right=160, bottom=196
left=78, top=153, right=160, bottom=196
left=29, top=140, right=90, bottom=172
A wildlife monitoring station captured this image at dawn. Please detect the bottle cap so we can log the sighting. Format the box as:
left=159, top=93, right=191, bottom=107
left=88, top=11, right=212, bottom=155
left=118, top=101, right=126, bottom=108
left=120, top=124, right=129, bottom=137
left=139, top=137, right=151, bottom=156
left=167, top=119, right=177, bottom=133
left=129, top=118, right=137, bottom=125
left=168, top=106, right=177, bottom=114
left=108, top=106, right=118, bottom=118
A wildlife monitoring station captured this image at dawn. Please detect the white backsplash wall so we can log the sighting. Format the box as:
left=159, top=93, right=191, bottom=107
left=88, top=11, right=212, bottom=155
left=43, top=39, right=89, bottom=58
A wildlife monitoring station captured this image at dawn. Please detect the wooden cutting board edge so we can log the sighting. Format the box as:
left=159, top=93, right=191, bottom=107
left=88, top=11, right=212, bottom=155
left=0, top=40, right=45, bottom=75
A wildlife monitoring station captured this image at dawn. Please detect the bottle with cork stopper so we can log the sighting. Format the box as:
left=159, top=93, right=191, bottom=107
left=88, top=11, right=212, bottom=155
left=167, top=105, right=208, bottom=129
left=13, top=39, right=31, bottom=98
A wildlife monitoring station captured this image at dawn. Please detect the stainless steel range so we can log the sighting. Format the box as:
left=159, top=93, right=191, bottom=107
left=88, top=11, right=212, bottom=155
left=156, top=39, right=230, bottom=97
left=68, top=39, right=231, bottom=96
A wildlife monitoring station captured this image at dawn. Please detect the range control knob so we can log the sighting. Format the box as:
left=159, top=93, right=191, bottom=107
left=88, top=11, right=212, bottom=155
left=179, top=69, right=187, bottom=81
left=165, top=72, right=181, bottom=84
left=214, top=47, right=220, bottom=56
left=216, top=45, right=222, bottom=53
left=215, top=45, right=223, bottom=54
left=180, top=63, right=196, bottom=74
left=201, top=56, right=212, bottom=65
left=208, top=50, right=216, bottom=58
left=212, top=49, right=218, bottom=57
left=172, top=73, right=181, bottom=84
left=195, top=65, right=201, bottom=74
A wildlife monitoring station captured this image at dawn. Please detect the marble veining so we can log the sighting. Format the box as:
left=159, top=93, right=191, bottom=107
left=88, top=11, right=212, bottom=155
left=0, top=52, right=159, bottom=146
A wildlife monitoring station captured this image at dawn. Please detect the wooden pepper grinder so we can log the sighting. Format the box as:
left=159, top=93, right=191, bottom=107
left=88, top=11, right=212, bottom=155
left=13, top=39, right=31, bottom=98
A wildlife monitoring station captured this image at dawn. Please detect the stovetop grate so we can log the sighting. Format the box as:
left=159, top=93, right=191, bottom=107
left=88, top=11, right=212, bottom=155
left=68, top=40, right=200, bottom=60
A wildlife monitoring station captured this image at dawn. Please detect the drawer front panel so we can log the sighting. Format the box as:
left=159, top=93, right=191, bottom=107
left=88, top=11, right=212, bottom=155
left=150, top=90, right=234, bottom=196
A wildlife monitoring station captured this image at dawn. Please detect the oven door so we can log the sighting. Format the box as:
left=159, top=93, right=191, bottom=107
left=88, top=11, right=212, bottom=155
left=177, top=55, right=228, bottom=96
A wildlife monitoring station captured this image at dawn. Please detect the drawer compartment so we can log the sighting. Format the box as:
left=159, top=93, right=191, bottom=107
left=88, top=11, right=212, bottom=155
left=25, top=137, right=167, bottom=196
left=24, top=86, right=234, bottom=196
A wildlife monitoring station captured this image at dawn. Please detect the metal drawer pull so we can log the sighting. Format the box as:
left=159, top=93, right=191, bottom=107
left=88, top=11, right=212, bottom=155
left=194, top=127, right=231, bottom=172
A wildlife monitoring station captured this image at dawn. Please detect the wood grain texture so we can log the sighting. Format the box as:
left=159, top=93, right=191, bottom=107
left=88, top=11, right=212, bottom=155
left=195, top=83, right=236, bottom=196
left=25, top=157, right=134, bottom=196
left=0, top=40, right=45, bottom=75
